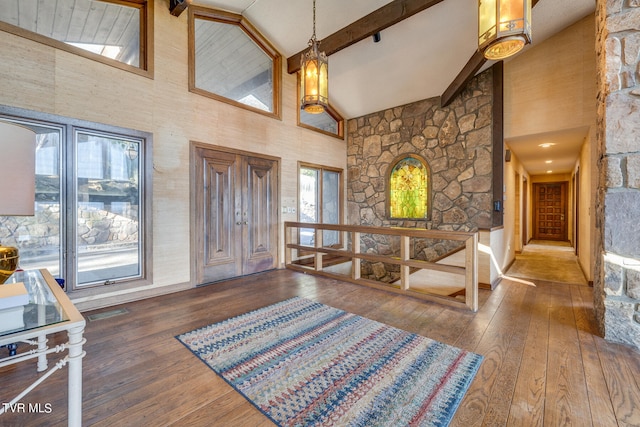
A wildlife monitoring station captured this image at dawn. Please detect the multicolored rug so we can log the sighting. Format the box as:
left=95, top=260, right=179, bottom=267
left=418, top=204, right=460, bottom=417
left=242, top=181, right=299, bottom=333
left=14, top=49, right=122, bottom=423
left=176, top=297, right=483, bottom=426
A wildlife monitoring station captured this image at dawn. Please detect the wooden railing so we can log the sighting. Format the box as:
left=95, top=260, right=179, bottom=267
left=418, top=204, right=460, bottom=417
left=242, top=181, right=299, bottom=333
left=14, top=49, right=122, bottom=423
left=284, top=222, right=479, bottom=311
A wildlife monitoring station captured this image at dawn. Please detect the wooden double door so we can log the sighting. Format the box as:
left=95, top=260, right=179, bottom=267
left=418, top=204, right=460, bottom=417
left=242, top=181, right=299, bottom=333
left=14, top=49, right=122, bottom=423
left=533, top=182, right=567, bottom=241
left=192, top=144, right=279, bottom=284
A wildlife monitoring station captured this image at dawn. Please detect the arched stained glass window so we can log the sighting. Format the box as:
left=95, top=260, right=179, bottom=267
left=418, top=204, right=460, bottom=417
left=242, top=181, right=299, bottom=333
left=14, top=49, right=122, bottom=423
left=388, top=156, right=429, bottom=219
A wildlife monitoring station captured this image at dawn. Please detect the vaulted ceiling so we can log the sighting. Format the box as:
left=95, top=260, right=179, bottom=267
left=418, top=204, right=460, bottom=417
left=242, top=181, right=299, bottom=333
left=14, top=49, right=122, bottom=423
left=194, top=0, right=596, bottom=175
left=196, top=0, right=595, bottom=120
left=2, top=0, right=597, bottom=175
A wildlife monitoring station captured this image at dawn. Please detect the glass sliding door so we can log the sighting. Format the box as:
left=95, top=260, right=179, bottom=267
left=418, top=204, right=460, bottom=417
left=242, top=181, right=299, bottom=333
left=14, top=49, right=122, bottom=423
left=299, top=166, right=319, bottom=246
left=298, top=163, right=343, bottom=248
left=0, top=107, right=151, bottom=293
left=75, top=131, right=142, bottom=286
left=322, top=170, right=340, bottom=246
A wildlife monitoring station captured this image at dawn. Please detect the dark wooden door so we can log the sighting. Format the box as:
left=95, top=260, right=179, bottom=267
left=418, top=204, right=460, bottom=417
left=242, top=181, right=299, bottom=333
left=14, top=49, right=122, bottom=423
left=242, top=155, right=279, bottom=275
left=192, top=144, right=278, bottom=284
left=533, top=182, right=567, bottom=241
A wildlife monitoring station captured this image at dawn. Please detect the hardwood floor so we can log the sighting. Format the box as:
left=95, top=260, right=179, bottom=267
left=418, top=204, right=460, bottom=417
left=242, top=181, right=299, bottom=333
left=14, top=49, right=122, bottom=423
left=1, top=270, right=639, bottom=426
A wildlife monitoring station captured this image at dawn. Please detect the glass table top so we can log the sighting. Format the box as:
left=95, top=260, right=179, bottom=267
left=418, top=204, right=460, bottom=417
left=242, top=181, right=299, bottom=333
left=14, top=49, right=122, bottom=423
left=1, top=270, right=69, bottom=337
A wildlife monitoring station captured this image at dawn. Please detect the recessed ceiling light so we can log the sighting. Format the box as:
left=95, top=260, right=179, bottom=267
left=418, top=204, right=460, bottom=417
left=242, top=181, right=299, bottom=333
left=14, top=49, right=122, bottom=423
left=539, top=143, right=555, bottom=148
left=545, top=160, right=553, bottom=164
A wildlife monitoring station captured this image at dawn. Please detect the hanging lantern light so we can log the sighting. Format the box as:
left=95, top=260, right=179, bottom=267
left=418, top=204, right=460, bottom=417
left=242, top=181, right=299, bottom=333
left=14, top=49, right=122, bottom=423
left=479, top=0, right=532, bottom=61
left=300, top=0, right=328, bottom=114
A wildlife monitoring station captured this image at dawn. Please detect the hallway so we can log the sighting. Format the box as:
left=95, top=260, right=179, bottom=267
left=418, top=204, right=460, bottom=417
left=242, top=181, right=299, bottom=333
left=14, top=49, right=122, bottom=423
left=505, top=240, right=589, bottom=286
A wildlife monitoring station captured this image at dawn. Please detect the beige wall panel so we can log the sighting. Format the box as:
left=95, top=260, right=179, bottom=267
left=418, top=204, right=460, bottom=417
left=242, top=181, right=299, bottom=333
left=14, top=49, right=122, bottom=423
left=503, top=148, right=530, bottom=264
left=505, top=14, right=596, bottom=138
left=0, top=33, right=56, bottom=113
left=577, top=126, right=595, bottom=281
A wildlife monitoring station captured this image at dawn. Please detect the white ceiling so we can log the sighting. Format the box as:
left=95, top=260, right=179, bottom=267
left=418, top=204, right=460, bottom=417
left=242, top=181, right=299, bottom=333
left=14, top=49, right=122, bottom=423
left=192, top=0, right=596, bottom=175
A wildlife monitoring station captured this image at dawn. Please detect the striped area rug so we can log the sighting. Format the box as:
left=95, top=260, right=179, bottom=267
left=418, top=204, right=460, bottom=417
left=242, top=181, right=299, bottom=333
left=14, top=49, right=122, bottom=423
left=176, top=297, right=483, bottom=426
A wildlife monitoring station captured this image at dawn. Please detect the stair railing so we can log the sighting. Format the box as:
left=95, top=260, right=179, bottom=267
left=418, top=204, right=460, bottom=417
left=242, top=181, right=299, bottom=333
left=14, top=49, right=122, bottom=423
left=284, top=222, right=479, bottom=311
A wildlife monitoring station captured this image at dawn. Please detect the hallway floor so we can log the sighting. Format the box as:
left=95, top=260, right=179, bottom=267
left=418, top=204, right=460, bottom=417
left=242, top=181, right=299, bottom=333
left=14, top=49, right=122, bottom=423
left=505, top=240, right=588, bottom=285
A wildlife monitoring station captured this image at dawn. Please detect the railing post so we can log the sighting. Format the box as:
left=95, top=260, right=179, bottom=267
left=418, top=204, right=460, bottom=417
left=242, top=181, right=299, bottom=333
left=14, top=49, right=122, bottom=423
left=352, top=231, right=361, bottom=280
left=315, top=227, right=323, bottom=271
left=465, top=233, right=479, bottom=312
left=400, top=235, right=410, bottom=290
left=285, top=223, right=292, bottom=267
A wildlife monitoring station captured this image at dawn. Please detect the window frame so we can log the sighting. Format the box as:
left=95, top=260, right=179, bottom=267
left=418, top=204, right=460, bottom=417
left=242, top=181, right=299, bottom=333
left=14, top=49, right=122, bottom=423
left=0, top=0, right=154, bottom=78
left=296, top=72, right=345, bottom=139
left=188, top=6, right=282, bottom=120
left=297, top=162, right=344, bottom=248
left=0, top=104, right=153, bottom=297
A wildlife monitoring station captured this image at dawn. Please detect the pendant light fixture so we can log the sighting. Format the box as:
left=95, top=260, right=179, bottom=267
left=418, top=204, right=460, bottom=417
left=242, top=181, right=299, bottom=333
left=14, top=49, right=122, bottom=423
left=300, top=0, right=328, bottom=114
left=479, top=0, right=532, bottom=60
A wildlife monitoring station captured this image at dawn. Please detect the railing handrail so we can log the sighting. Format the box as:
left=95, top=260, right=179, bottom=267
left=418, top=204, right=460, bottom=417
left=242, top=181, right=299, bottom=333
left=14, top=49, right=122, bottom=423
left=284, top=222, right=479, bottom=312
left=285, top=221, right=475, bottom=241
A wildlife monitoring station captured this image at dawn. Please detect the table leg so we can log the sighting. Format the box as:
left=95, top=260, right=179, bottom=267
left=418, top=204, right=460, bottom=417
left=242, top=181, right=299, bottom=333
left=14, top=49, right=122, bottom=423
left=67, top=325, right=85, bottom=427
left=37, top=301, right=48, bottom=372
left=37, top=334, right=48, bottom=372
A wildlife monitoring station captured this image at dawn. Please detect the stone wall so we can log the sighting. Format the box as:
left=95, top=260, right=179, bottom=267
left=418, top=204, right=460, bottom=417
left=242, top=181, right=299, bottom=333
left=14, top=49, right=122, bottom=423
left=595, top=0, right=640, bottom=350
left=345, top=70, right=495, bottom=281
left=346, top=69, right=494, bottom=232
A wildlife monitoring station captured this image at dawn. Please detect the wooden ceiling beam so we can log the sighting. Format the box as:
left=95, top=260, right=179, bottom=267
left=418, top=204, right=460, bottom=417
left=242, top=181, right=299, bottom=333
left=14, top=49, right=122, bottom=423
left=440, top=0, right=541, bottom=107
left=287, top=0, right=445, bottom=74
left=440, top=50, right=486, bottom=108
left=169, top=0, right=190, bottom=17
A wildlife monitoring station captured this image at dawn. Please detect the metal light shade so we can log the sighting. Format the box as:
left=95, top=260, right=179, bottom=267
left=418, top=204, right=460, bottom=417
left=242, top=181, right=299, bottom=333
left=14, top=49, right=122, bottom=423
left=479, top=0, right=531, bottom=60
left=300, top=42, right=329, bottom=114
left=0, top=120, right=36, bottom=284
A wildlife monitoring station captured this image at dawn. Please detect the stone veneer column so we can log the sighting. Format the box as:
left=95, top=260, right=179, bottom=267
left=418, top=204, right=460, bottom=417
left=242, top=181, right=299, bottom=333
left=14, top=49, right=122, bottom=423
left=595, top=0, right=640, bottom=350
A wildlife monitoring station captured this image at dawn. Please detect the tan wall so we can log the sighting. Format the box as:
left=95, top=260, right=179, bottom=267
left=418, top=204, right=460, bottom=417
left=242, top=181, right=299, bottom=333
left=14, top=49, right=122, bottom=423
left=504, top=14, right=597, bottom=138
left=0, top=2, right=347, bottom=309
left=503, top=147, right=530, bottom=260
left=576, top=126, right=596, bottom=282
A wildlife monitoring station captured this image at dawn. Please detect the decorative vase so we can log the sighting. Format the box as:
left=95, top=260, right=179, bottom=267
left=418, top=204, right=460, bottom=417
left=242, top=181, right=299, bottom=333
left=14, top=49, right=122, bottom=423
left=0, top=245, right=19, bottom=284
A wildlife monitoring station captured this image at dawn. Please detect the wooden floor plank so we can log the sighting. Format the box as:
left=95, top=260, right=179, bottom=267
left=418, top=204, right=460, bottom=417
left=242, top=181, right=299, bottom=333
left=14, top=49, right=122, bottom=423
left=544, top=282, right=592, bottom=426
left=506, top=281, right=550, bottom=426
left=449, top=277, right=530, bottom=426
left=1, top=269, right=639, bottom=426
left=571, top=284, right=619, bottom=427
left=480, top=285, right=537, bottom=426
left=593, top=324, right=640, bottom=425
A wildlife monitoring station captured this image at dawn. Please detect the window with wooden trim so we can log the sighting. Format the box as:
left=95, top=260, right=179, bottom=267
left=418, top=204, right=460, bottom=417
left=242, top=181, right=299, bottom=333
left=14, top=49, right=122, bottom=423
left=0, top=0, right=152, bottom=77
left=189, top=7, right=281, bottom=119
left=388, top=155, right=431, bottom=220
left=299, top=163, right=343, bottom=247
